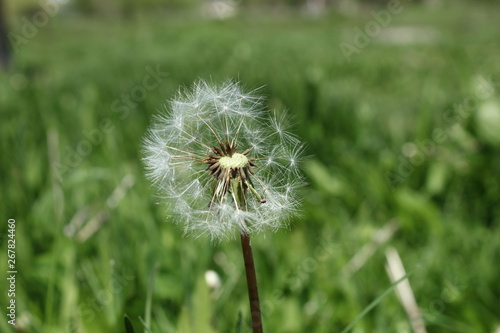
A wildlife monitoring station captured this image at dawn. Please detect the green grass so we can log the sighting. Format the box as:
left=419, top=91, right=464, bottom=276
left=1, top=3, right=500, bottom=332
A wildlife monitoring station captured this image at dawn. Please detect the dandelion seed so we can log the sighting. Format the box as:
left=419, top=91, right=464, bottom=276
left=143, top=80, right=305, bottom=241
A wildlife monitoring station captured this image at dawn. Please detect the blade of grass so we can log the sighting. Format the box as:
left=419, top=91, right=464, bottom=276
left=340, top=271, right=414, bottom=333
left=143, top=263, right=160, bottom=333
left=236, top=311, right=243, bottom=333
left=124, top=315, right=135, bottom=333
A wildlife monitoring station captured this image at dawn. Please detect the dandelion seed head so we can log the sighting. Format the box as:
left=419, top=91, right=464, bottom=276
left=143, top=79, right=305, bottom=241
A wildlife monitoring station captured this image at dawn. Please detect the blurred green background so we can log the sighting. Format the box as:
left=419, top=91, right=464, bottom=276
left=1, top=0, right=500, bottom=332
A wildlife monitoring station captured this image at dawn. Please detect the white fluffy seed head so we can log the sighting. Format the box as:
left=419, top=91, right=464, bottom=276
left=142, top=79, right=305, bottom=241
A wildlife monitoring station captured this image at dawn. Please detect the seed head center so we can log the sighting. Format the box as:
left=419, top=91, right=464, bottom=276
left=219, top=153, right=249, bottom=169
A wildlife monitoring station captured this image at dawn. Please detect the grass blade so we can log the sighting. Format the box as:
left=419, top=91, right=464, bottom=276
left=340, top=271, right=413, bottom=333
left=124, top=315, right=135, bottom=333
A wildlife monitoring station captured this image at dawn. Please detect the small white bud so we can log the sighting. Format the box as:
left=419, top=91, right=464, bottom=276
left=204, top=270, right=222, bottom=290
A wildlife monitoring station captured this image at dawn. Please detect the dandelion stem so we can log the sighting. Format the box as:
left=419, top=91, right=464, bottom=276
left=240, top=231, right=263, bottom=333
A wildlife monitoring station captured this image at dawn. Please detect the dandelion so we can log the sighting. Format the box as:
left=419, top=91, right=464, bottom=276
left=143, top=80, right=305, bottom=240
left=143, top=79, right=305, bottom=332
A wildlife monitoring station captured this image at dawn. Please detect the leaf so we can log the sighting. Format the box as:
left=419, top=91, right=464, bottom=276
left=476, top=99, right=500, bottom=146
